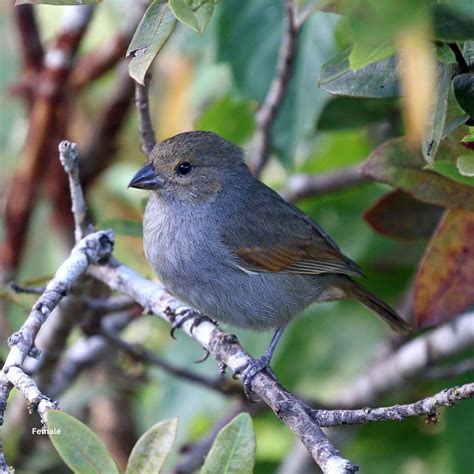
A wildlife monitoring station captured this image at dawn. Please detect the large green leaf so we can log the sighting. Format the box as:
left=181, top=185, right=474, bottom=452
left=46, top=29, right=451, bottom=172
left=195, top=94, right=255, bottom=144
left=169, top=0, right=215, bottom=34
left=422, top=62, right=452, bottom=163
left=348, top=40, right=396, bottom=71
left=217, top=0, right=337, bottom=164
left=126, top=418, right=178, bottom=474
left=127, top=1, right=177, bottom=84
left=432, top=2, right=474, bottom=41
left=317, top=96, right=399, bottom=130
left=362, top=137, right=474, bottom=210
left=319, top=48, right=400, bottom=98
left=201, top=413, right=255, bottom=474
left=47, top=410, right=119, bottom=474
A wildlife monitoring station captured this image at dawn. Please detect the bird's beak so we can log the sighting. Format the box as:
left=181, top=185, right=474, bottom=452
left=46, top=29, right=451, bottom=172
left=128, top=163, right=164, bottom=190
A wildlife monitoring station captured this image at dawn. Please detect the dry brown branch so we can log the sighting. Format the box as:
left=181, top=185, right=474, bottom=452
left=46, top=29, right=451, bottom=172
left=135, top=73, right=156, bottom=156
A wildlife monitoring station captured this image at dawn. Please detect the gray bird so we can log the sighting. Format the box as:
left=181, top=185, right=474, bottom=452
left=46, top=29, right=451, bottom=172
left=129, top=131, right=410, bottom=391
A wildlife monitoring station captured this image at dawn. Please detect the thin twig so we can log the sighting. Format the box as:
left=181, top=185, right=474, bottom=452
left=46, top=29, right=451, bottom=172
left=249, top=0, right=298, bottom=177
left=313, top=383, right=474, bottom=426
left=8, top=282, right=45, bottom=295
left=58, top=141, right=93, bottom=241
left=135, top=73, right=156, bottom=157
left=100, top=329, right=242, bottom=397
left=280, top=165, right=369, bottom=202
left=447, top=43, right=469, bottom=73
left=70, top=0, right=149, bottom=90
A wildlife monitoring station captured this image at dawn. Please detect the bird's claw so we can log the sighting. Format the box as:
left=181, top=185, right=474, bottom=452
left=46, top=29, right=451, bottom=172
left=235, top=355, right=275, bottom=397
left=190, top=314, right=217, bottom=334
left=169, top=310, right=194, bottom=339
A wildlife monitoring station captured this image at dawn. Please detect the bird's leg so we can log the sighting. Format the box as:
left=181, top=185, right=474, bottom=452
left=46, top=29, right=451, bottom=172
left=236, top=324, right=287, bottom=395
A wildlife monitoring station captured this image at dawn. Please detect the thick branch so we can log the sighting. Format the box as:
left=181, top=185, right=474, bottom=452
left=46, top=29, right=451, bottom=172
left=249, top=0, right=298, bottom=176
left=280, top=165, right=369, bottom=202
left=88, top=261, right=357, bottom=473
left=1, top=5, right=93, bottom=276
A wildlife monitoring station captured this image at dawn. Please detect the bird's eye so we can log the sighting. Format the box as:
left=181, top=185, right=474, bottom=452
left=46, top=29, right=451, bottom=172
left=176, top=161, right=192, bottom=177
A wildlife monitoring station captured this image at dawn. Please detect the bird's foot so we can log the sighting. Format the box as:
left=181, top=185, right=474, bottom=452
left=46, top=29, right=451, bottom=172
left=235, top=355, right=276, bottom=397
left=190, top=314, right=217, bottom=334
left=169, top=309, right=194, bottom=339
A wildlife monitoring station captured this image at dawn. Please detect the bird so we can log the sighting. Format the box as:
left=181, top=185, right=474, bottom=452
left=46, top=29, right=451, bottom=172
left=128, top=131, right=410, bottom=392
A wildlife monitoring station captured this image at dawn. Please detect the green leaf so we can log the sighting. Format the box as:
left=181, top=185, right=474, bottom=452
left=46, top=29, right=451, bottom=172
left=99, top=219, right=143, bottom=237
left=457, top=155, right=474, bottom=177
left=201, top=413, right=256, bottom=474
left=349, top=40, right=396, bottom=71
left=426, top=160, right=474, bottom=186
left=422, top=62, right=452, bottom=163
left=443, top=83, right=469, bottom=136
left=317, top=96, right=399, bottom=131
left=362, top=137, right=474, bottom=209
left=217, top=0, right=338, bottom=165
left=436, top=44, right=457, bottom=64
left=46, top=410, right=119, bottom=474
left=432, top=2, right=474, bottom=41
left=319, top=48, right=400, bottom=98
left=15, top=0, right=100, bottom=3
left=126, top=418, right=178, bottom=474
left=127, top=1, right=177, bottom=85
left=453, top=73, right=474, bottom=118
left=170, top=0, right=215, bottom=34
left=195, top=94, right=255, bottom=144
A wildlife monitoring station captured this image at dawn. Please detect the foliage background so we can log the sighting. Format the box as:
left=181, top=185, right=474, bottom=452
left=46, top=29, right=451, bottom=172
left=0, top=0, right=473, bottom=473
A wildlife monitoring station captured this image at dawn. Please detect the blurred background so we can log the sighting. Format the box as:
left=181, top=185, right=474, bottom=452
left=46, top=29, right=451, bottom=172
left=0, top=1, right=473, bottom=473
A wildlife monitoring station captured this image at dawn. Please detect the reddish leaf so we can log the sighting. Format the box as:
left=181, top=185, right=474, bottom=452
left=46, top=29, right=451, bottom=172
left=362, top=137, right=474, bottom=210
left=415, top=209, right=474, bottom=328
left=364, top=190, right=443, bottom=240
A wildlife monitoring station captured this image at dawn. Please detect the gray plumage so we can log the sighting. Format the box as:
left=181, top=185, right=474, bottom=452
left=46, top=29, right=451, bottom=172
left=131, top=131, right=410, bottom=335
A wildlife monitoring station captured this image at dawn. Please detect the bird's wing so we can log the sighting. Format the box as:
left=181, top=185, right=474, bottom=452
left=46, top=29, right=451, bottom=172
left=221, top=184, right=364, bottom=277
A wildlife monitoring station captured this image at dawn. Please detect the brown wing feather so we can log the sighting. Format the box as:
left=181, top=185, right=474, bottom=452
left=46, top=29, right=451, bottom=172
left=223, top=178, right=364, bottom=277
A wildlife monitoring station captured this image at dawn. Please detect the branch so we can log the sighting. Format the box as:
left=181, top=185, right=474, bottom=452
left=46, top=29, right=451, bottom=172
left=135, top=73, right=156, bottom=156
left=0, top=229, right=114, bottom=470
left=313, top=383, right=474, bottom=426
left=335, top=312, right=474, bottom=407
left=279, top=165, right=369, bottom=202
left=1, top=5, right=94, bottom=277
left=13, top=4, right=43, bottom=72
left=59, top=141, right=93, bottom=241
left=100, top=327, right=242, bottom=397
left=69, top=1, right=148, bottom=90
left=249, top=0, right=298, bottom=176
left=88, top=262, right=357, bottom=473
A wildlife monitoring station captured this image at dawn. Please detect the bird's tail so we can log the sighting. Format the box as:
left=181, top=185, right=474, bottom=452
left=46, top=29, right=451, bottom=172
left=348, top=279, right=411, bottom=334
